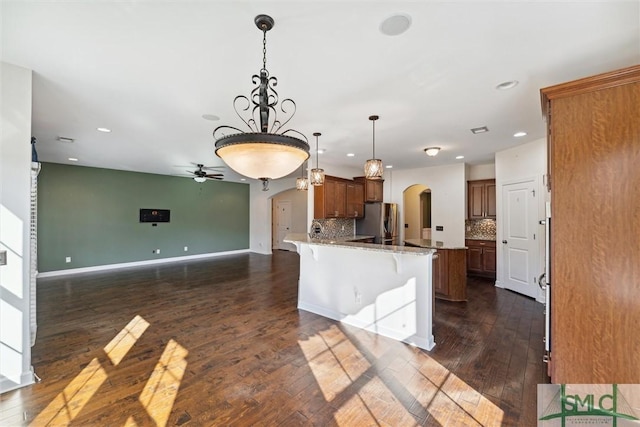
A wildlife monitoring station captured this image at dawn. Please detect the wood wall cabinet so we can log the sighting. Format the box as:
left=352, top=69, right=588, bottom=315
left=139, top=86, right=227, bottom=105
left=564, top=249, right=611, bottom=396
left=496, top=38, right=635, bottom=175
left=354, top=177, right=384, bottom=202
left=314, top=175, right=364, bottom=219
left=465, top=239, right=496, bottom=279
left=468, top=179, right=496, bottom=219
left=541, top=65, right=640, bottom=383
left=432, top=249, right=467, bottom=301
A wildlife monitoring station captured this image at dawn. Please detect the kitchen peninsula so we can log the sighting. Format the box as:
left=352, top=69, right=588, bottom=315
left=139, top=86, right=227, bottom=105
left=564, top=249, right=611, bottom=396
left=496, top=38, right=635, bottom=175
left=284, top=233, right=436, bottom=351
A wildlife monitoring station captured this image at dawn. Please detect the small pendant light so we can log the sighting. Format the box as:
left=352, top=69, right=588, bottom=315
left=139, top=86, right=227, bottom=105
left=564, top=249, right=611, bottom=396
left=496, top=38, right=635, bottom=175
left=296, top=160, right=309, bottom=191
left=364, top=115, right=383, bottom=179
left=310, top=132, right=325, bottom=186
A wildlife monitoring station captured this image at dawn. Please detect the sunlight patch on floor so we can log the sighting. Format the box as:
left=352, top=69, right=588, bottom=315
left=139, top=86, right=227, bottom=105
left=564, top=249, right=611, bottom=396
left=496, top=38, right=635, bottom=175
left=30, top=358, right=107, bottom=426
left=103, top=314, right=150, bottom=366
left=138, top=338, right=188, bottom=427
left=299, top=324, right=504, bottom=426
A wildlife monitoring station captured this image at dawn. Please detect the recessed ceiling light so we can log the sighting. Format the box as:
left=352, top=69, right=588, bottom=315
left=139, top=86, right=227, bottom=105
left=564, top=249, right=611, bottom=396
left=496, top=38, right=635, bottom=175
left=202, top=114, right=220, bottom=121
left=456, top=155, right=464, bottom=160
left=470, top=126, right=489, bottom=134
left=380, top=14, right=412, bottom=36
left=385, top=165, right=393, bottom=169
left=346, top=153, right=355, bottom=157
left=240, top=178, right=246, bottom=181
left=68, top=157, right=78, bottom=162
left=496, top=80, right=519, bottom=90
left=317, top=149, right=325, bottom=154
left=57, top=136, right=75, bottom=143
left=97, top=127, right=111, bottom=133
left=513, top=131, right=527, bottom=137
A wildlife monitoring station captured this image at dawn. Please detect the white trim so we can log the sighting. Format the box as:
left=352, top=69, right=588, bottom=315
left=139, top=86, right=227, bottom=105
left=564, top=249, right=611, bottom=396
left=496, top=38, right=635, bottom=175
left=0, top=368, right=35, bottom=394
left=37, top=249, right=252, bottom=278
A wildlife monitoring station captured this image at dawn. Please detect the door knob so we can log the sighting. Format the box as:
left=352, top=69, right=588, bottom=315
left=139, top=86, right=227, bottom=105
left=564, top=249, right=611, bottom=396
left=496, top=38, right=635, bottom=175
left=502, top=240, right=508, bottom=244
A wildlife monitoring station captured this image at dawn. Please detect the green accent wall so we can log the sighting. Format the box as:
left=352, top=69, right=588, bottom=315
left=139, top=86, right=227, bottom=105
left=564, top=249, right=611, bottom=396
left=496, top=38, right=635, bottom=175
left=37, top=163, right=250, bottom=272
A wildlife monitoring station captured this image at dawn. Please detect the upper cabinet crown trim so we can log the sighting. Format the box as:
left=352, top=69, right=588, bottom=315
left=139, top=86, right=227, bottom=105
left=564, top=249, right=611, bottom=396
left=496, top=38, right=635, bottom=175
left=540, top=64, right=640, bottom=117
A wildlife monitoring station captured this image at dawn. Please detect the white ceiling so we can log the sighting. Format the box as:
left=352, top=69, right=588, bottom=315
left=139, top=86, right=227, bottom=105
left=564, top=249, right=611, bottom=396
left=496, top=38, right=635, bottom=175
left=3, top=1, right=639, bottom=183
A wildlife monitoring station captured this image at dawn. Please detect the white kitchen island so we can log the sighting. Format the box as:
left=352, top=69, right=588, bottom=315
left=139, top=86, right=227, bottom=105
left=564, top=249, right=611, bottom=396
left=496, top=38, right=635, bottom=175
left=284, top=233, right=436, bottom=351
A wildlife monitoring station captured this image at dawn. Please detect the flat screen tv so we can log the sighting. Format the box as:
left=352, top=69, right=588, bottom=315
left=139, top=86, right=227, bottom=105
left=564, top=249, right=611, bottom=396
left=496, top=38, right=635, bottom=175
left=139, top=208, right=170, bottom=223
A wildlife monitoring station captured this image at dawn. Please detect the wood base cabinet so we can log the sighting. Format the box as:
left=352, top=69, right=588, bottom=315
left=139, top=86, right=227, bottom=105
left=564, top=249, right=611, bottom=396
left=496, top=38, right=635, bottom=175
left=465, top=239, right=496, bottom=279
left=541, top=65, right=640, bottom=383
left=432, top=249, right=467, bottom=301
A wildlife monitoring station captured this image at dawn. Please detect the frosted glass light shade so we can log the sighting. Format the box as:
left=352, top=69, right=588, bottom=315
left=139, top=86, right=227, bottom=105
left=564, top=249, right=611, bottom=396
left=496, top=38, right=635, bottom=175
left=193, top=176, right=207, bottom=183
left=364, top=158, right=383, bottom=180
left=310, top=168, right=325, bottom=186
left=215, top=134, right=310, bottom=180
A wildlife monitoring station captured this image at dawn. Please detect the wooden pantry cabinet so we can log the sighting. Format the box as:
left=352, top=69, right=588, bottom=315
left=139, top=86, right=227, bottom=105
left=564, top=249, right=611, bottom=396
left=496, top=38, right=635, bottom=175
left=541, top=65, right=640, bottom=383
left=468, top=179, right=496, bottom=219
left=314, top=175, right=364, bottom=219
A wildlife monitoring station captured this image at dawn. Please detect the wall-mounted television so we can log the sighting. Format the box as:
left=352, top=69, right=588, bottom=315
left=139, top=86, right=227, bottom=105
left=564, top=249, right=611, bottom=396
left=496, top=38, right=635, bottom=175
left=140, top=208, right=170, bottom=223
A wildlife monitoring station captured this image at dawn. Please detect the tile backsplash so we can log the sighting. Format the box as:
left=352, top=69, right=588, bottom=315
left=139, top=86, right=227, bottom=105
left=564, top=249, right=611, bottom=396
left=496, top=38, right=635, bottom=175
left=310, top=218, right=354, bottom=238
left=465, top=219, right=496, bottom=240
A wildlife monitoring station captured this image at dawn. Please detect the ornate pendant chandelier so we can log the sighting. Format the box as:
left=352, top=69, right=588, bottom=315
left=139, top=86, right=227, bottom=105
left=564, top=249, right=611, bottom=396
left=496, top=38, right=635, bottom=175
left=364, top=115, right=383, bottom=179
left=213, top=15, right=310, bottom=184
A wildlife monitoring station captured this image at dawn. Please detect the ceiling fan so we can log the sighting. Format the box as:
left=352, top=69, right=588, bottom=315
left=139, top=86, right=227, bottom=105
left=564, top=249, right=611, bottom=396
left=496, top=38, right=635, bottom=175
left=188, top=164, right=224, bottom=182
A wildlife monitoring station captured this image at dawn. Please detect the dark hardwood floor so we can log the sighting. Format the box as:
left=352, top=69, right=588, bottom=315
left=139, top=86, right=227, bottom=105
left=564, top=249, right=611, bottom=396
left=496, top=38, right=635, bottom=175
left=1, top=251, right=548, bottom=426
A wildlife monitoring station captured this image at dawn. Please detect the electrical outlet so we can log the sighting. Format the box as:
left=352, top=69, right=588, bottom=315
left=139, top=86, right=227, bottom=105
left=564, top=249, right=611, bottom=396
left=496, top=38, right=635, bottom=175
left=156, top=249, right=160, bottom=254
left=65, top=256, right=71, bottom=263
left=184, top=246, right=188, bottom=252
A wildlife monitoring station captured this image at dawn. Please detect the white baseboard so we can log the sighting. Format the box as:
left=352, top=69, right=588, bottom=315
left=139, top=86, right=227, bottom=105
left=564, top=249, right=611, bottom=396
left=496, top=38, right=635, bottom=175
left=37, top=249, right=252, bottom=278
left=0, top=368, right=35, bottom=394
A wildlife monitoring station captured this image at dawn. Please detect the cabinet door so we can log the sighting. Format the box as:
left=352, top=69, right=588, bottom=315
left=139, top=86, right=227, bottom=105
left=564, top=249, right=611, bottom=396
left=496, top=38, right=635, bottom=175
left=368, top=179, right=383, bottom=202
left=485, top=182, right=497, bottom=218
left=346, top=182, right=364, bottom=218
left=432, top=252, right=447, bottom=296
left=483, top=247, right=496, bottom=273
left=324, top=179, right=338, bottom=217
left=468, top=182, right=485, bottom=219
left=334, top=180, right=347, bottom=217
left=467, top=246, right=483, bottom=272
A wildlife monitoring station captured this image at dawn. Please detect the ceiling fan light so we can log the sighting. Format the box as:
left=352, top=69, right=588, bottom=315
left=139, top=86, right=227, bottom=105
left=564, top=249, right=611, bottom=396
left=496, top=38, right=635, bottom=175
left=194, top=176, right=207, bottom=183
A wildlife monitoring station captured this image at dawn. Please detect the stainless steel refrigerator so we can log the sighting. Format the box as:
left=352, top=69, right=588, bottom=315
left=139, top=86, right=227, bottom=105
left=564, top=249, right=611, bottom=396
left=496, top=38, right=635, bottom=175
left=356, top=203, right=399, bottom=245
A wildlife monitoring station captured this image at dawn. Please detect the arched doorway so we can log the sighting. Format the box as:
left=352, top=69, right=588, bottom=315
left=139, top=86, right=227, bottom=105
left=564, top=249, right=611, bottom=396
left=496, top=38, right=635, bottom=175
left=403, top=184, right=431, bottom=241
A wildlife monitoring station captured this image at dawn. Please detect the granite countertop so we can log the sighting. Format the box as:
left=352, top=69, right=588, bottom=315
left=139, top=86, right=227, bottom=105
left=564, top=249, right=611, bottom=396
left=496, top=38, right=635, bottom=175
left=284, top=233, right=435, bottom=256
left=404, top=239, right=468, bottom=250
left=464, top=236, right=497, bottom=241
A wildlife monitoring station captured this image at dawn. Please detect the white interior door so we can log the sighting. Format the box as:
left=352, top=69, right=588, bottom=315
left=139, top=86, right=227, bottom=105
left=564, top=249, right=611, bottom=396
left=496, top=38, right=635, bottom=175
left=501, top=179, right=538, bottom=298
left=275, top=200, right=294, bottom=251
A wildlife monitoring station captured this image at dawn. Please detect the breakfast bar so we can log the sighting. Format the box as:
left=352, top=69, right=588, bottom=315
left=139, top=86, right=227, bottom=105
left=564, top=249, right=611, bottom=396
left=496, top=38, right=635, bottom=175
left=284, top=233, right=436, bottom=351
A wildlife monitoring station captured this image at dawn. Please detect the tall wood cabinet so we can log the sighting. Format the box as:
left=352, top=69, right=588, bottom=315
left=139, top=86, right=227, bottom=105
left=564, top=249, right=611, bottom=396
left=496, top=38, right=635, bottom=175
left=541, top=65, right=640, bottom=383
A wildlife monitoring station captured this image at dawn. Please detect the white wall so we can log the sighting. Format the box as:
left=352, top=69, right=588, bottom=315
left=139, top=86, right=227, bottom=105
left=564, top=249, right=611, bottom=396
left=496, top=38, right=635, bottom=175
left=388, top=163, right=466, bottom=247
left=495, top=138, right=548, bottom=301
left=467, top=163, right=496, bottom=181
left=0, top=62, right=35, bottom=393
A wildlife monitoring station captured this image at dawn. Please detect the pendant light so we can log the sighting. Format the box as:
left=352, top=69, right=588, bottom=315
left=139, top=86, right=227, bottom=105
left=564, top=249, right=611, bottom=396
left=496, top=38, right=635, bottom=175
left=213, top=15, right=310, bottom=184
left=364, top=115, right=383, bottom=179
left=296, top=160, right=309, bottom=191
left=310, top=132, right=325, bottom=186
